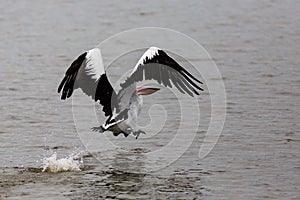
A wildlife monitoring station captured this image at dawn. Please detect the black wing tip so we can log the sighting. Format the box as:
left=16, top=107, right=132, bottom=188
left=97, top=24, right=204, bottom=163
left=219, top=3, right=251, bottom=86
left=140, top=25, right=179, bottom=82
left=157, top=49, right=204, bottom=86
left=181, top=67, right=204, bottom=84
left=57, top=76, right=67, bottom=93
left=57, top=75, right=75, bottom=100
left=61, top=93, right=67, bottom=100
left=58, top=51, right=87, bottom=100
left=193, top=83, right=204, bottom=95
left=58, top=86, right=69, bottom=100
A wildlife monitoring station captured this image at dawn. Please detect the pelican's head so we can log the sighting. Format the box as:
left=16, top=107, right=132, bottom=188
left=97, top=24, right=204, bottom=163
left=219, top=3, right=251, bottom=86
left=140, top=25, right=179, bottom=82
left=136, top=85, right=160, bottom=95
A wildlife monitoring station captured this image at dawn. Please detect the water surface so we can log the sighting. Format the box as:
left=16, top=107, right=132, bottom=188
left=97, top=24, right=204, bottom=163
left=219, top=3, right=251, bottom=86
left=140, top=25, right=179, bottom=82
left=0, top=0, right=299, bottom=199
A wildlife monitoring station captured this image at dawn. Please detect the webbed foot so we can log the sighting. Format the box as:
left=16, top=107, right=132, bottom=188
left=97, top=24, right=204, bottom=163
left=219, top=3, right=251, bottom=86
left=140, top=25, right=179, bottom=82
left=133, top=130, right=146, bottom=139
left=91, top=126, right=105, bottom=133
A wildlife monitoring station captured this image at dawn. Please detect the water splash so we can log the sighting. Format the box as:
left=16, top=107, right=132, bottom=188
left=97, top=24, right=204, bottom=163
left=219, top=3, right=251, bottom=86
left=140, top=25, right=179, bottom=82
left=42, top=152, right=83, bottom=173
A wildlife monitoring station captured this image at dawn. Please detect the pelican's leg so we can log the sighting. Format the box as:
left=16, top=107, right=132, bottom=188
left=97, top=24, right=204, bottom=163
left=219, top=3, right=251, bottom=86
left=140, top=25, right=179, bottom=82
left=91, top=126, right=105, bottom=133
left=133, top=130, right=146, bottom=139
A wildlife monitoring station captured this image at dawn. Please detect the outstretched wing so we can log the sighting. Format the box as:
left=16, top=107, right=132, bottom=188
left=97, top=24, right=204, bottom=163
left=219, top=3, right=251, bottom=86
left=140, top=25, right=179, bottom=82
left=58, top=48, right=116, bottom=117
left=120, top=47, right=203, bottom=97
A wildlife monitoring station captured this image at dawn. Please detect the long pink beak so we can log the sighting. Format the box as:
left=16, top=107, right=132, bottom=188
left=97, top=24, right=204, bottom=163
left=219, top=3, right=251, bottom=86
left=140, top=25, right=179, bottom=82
left=136, top=86, right=160, bottom=95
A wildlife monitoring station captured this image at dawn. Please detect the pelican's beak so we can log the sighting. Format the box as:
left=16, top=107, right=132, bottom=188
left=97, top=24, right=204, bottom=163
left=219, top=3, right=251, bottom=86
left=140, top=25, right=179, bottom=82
left=136, top=86, right=160, bottom=95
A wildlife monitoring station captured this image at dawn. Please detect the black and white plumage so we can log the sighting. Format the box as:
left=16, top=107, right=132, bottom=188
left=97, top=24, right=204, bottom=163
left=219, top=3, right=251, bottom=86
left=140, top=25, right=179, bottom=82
left=58, top=47, right=203, bottom=138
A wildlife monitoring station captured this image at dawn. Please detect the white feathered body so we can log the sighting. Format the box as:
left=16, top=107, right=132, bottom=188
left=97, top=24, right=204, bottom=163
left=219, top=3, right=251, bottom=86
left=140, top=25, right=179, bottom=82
left=104, top=94, right=143, bottom=136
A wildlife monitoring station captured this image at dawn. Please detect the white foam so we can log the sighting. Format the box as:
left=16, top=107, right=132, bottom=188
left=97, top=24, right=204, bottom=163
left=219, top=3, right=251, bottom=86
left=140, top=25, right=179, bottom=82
left=42, top=152, right=83, bottom=173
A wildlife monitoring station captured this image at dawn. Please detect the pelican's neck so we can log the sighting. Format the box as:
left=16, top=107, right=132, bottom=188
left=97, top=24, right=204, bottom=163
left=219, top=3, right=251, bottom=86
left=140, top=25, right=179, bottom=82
left=127, top=94, right=143, bottom=127
left=134, top=94, right=143, bottom=108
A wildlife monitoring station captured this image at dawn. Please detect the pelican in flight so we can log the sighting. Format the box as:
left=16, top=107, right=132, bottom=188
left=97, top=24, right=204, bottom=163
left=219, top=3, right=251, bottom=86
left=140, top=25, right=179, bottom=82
left=58, top=47, right=203, bottom=138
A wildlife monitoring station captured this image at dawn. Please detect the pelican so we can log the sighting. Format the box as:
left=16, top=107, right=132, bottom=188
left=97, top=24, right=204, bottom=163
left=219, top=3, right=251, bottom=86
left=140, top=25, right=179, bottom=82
left=58, top=47, right=203, bottom=138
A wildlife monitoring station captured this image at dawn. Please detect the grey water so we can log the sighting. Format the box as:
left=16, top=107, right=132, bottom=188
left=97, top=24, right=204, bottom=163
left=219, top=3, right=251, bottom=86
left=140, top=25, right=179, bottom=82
left=0, top=0, right=299, bottom=199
